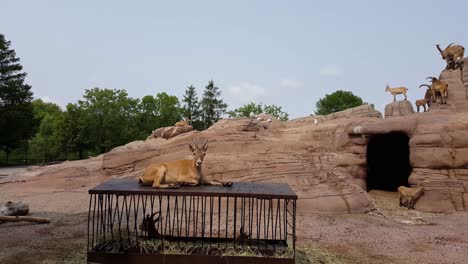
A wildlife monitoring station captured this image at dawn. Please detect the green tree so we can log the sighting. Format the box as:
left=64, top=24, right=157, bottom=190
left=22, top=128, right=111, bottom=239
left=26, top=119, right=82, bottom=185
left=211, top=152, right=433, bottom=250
left=137, top=92, right=182, bottom=135
left=200, top=80, right=227, bottom=129
left=29, top=99, right=65, bottom=161
left=0, top=34, right=34, bottom=163
left=78, top=88, right=140, bottom=153
left=154, top=92, right=182, bottom=127
left=181, top=85, right=203, bottom=130
left=228, top=102, right=289, bottom=121
left=315, top=90, right=363, bottom=115
left=61, top=103, right=90, bottom=159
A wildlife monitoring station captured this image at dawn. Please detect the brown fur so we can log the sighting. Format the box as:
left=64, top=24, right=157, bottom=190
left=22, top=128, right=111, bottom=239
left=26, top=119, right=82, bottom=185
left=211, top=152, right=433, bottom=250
left=436, top=43, right=465, bottom=69
left=174, top=118, right=189, bottom=127
left=398, top=186, right=424, bottom=209
left=419, top=77, right=449, bottom=104
left=385, top=84, right=408, bottom=101
left=138, top=138, right=232, bottom=189
left=415, top=99, right=427, bottom=112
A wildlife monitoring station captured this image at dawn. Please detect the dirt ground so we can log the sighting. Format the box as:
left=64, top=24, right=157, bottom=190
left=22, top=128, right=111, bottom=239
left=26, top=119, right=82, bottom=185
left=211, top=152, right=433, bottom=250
left=0, top=165, right=467, bottom=264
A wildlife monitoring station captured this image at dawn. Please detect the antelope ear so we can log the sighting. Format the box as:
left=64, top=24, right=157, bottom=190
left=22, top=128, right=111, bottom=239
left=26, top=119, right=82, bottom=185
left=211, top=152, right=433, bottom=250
left=189, top=143, right=195, bottom=152
left=203, top=144, right=208, bottom=151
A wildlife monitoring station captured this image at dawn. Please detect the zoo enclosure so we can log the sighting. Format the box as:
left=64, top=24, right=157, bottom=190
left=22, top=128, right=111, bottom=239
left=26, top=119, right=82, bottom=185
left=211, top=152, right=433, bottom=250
left=87, top=179, right=297, bottom=264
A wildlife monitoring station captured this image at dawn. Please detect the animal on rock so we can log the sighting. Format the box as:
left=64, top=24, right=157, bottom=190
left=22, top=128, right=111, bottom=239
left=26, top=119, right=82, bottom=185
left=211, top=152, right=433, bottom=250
left=385, top=84, right=408, bottom=101
left=419, top=77, right=449, bottom=104
left=138, top=138, right=233, bottom=188
left=174, top=118, right=189, bottom=127
left=436, top=43, right=465, bottom=69
left=415, top=99, right=428, bottom=112
left=398, top=186, right=424, bottom=210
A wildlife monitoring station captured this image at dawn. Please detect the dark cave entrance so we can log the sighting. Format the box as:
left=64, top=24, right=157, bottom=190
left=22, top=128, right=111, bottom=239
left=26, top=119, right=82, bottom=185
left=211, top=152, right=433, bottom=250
left=366, top=132, right=412, bottom=191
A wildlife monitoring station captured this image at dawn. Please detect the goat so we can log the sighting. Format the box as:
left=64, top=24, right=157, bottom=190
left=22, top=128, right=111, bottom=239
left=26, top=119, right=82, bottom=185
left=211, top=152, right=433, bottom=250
left=138, top=138, right=233, bottom=188
left=419, top=77, right=448, bottom=104
left=139, top=212, right=161, bottom=239
left=436, top=43, right=465, bottom=69
left=398, top=186, right=424, bottom=210
left=415, top=99, right=427, bottom=112
left=174, top=118, right=189, bottom=127
left=385, top=84, right=408, bottom=101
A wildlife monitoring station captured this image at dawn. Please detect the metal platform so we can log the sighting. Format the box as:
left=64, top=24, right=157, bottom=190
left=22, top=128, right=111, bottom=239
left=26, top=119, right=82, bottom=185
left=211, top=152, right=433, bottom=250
left=87, top=179, right=297, bottom=264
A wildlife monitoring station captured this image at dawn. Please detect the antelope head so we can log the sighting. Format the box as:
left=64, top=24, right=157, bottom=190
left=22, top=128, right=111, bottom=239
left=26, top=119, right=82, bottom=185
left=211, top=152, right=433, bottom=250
left=189, top=138, right=208, bottom=167
left=436, top=43, right=454, bottom=59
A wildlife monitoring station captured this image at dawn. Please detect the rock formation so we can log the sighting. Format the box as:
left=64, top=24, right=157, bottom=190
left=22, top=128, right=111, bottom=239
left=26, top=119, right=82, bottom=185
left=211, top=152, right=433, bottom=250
left=385, top=100, right=415, bottom=118
left=148, top=125, right=193, bottom=140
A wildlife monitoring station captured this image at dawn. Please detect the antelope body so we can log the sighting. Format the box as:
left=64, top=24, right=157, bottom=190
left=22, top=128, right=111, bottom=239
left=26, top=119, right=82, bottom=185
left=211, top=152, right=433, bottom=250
left=139, top=138, right=232, bottom=188
left=436, top=43, right=465, bottom=69
left=174, top=118, right=189, bottom=127
left=385, top=84, right=408, bottom=101
left=398, top=186, right=424, bottom=210
left=419, top=77, right=448, bottom=104
left=415, top=99, right=427, bottom=112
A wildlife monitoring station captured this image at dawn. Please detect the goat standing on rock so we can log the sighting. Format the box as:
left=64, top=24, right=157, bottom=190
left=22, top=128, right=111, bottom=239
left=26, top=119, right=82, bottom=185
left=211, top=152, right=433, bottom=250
left=436, top=43, right=465, bottom=69
left=385, top=84, right=408, bottom=101
left=419, top=77, right=448, bottom=105
left=139, top=138, right=233, bottom=188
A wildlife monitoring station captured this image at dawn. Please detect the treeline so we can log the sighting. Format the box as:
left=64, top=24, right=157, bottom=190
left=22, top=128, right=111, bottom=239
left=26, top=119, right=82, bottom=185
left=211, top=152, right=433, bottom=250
left=28, top=82, right=230, bottom=161
left=1, top=33, right=289, bottom=165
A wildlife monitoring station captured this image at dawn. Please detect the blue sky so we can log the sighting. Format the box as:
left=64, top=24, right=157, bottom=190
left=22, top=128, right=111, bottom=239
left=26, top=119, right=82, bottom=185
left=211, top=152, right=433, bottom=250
left=1, top=0, right=467, bottom=118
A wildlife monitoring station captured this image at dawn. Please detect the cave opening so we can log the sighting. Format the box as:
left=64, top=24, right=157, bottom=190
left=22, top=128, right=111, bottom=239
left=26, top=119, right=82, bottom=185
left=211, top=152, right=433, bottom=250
left=366, top=131, right=412, bottom=191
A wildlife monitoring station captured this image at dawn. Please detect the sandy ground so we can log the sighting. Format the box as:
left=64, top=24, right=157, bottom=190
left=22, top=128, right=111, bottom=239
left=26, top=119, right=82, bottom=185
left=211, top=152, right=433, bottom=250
left=0, top=165, right=467, bottom=264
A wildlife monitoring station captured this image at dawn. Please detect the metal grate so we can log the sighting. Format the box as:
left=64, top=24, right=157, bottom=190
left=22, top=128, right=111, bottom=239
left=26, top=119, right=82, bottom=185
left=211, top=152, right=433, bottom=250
left=87, top=179, right=297, bottom=264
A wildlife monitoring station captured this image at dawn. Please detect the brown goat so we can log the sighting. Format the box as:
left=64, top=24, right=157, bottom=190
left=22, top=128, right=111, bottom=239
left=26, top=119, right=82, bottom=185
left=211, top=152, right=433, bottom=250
left=398, top=186, right=424, bottom=209
left=139, top=138, right=232, bottom=188
left=419, top=77, right=448, bottom=104
left=415, top=99, right=427, bottom=112
left=436, top=43, right=465, bottom=69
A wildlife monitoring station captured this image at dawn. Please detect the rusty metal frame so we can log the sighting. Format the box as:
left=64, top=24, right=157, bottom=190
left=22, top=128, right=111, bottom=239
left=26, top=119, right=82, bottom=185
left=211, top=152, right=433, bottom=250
left=87, top=179, right=297, bottom=264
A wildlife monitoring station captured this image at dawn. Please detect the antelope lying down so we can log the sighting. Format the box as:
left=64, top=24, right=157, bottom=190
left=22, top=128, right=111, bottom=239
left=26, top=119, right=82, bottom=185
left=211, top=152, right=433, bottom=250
left=139, top=138, right=232, bottom=188
left=398, top=186, right=424, bottom=210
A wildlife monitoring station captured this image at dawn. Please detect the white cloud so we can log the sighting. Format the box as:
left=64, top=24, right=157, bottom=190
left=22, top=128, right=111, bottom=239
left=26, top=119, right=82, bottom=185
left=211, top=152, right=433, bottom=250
left=280, top=79, right=304, bottom=88
left=40, top=96, right=64, bottom=109
left=226, top=82, right=266, bottom=106
left=319, top=64, right=342, bottom=77
left=41, top=96, right=56, bottom=104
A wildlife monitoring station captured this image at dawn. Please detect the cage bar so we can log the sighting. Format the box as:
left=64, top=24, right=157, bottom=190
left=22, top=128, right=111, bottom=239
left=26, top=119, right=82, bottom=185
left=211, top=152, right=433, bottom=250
left=87, top=179, right=297, bottom=264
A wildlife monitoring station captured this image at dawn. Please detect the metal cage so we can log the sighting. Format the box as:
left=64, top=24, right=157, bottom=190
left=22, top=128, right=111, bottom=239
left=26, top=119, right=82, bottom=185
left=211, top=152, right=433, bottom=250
left=87, top=179, right=297, bottom=264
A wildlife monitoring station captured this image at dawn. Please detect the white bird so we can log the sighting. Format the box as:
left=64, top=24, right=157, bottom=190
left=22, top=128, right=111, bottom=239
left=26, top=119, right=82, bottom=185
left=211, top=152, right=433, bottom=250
left=267, top=119, right=271, bottom=122
left=314, top=118, right=318, bottom=125
left=249, top=112, right=255, bottom=118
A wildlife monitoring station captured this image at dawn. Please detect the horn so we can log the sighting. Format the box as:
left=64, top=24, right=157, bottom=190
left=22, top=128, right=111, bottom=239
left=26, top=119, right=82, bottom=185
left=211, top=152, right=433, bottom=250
left=419, top=84, right=431, bottom=89
left=436, top=44, right=443, bottom=53
left=447, top=42, right=455, bottom=48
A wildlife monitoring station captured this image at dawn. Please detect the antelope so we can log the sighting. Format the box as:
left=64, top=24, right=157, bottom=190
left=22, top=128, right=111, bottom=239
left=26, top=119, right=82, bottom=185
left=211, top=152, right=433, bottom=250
left=415, top=99, right=427, bottom=112
left=436, top=43, right=465, bottom=69
left=138, top=138, right=233, bottom=188
left=398, top=186, right=424, bottom=210
left=419, top=77, right=448, bottom=104
left=385, top=84, right=408, bottom=101
left=174, top=118, right=189, bottom=127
